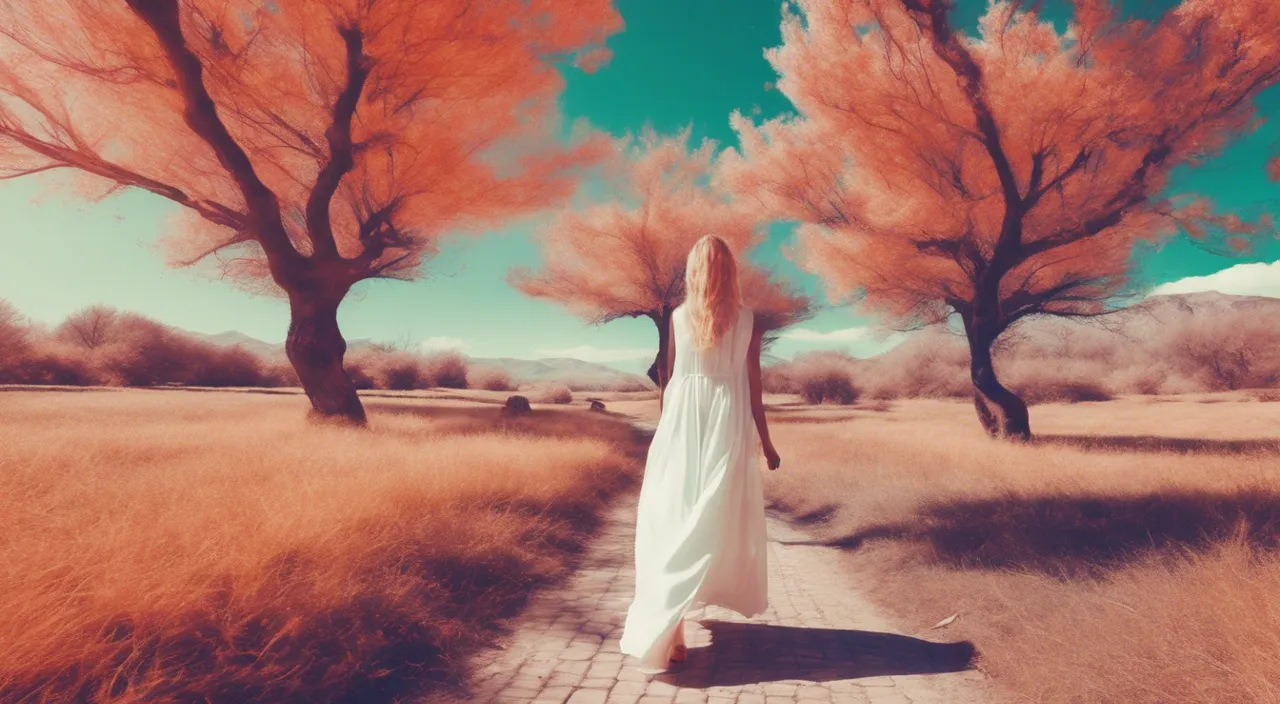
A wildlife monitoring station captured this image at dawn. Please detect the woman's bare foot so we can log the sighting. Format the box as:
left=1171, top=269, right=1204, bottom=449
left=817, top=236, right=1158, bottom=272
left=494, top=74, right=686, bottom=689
left=669, top=620, right=688, bottom=663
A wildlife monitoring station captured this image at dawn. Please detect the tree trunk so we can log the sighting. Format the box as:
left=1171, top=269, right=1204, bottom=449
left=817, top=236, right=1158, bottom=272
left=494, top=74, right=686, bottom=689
left=645, top=307, right=674, bottom=390
left=286, top=292, right=366, bottom=425
left=965, top=320, right=1030, bottom=441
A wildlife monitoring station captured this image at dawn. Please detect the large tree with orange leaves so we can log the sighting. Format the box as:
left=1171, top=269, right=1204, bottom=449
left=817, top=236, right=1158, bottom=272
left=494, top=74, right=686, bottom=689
left=720, top=0, right=1280, bottom=440
left=0, top=0, right=621, bottom=423
left=512, top=129, right=812, bottom=389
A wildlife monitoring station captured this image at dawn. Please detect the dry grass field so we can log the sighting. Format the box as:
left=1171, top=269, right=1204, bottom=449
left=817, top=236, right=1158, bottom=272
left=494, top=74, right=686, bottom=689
left=0, top=388, right=647, bottom=703
left=764, top=393, right=1280, bottom=704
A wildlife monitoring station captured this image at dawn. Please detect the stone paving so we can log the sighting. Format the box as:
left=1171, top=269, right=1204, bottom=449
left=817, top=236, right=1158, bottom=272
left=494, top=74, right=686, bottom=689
left=449, top=493, right=992, bottom=704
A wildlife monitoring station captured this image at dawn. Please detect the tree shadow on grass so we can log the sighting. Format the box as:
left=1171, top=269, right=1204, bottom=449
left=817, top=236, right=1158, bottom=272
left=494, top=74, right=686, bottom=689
left=657, top=621, right=976, bottom=688
left=766, top=402, right=897, bottom=425
left=821, top=490, right=1280, bottom=578
left=365, top=401, right=652, bottom=457
left=1033, top=434, right=1280, bottom=456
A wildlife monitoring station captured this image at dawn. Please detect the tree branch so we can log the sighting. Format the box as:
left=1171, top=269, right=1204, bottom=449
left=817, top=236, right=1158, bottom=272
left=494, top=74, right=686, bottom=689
left=901, top=0, right=1024, bottom=227
left=306, top=25, right=371, bottom=260
left=0, top=124, right=245, bottom=231
left=124, top=0, right=296, bottom=263
left=1025, top=147, right=1090, bottom=208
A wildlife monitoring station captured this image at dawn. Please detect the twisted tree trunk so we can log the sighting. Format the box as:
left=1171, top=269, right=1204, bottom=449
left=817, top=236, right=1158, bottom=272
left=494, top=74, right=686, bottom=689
left=286, top=291, right=366, bottom=425
left=964, top=315, right=1030, bottom=441
left=645, top=306, right=674, bottom=390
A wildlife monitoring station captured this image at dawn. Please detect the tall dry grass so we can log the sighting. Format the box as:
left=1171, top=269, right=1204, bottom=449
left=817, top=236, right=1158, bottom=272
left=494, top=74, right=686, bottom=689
left=0, top=390, right=641, bottom=703
left=764, top=394, right=1280, bottom=704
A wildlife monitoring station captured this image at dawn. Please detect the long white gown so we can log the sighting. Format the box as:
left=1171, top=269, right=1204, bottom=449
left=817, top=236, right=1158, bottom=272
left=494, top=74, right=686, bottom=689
left=619, top=304, right=769, bottom=670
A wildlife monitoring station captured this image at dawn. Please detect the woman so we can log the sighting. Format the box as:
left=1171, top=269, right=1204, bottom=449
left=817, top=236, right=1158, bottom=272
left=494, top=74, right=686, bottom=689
left=619, top=234, right=782, bottom=673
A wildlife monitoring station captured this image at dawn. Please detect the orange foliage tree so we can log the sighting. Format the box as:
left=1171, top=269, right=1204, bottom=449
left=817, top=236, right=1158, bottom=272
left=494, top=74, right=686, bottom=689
left=512, top=129, right=813, bottom=389
left=720, top=0, right=1280, bottom=439
left=0, top=0, right=621, bottom=423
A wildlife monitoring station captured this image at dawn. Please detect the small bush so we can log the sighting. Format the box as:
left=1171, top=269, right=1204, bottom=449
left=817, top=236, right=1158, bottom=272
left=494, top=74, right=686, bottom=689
left=782, top=351, right=862, bottom=405
left=471, top=366, right=515, bottom=392
left=262, top=362, right=300, bottom=388
left=95, top=316, right=199, bottom=386
left=861, top=331, right=970, bottom=399
left=800, top=372, right=859, bottom=405
left=346, top=363, right=376, bottom=390
left=381, top=357, right=429, bottom=390
left=422, top=351, right=468, bottom=389
left=533, top=384, right=573, bottom=404
left=189, top=346, right=269, bottom=387
left=1018, top=380, right=1115, bottom=405
left=0, top=300, right=32, bottom=384
left=343, top=349, right=471, bottom=391
left=761, top=364, right=799, bottom=394
left=21, top=349, right=100, bottom=386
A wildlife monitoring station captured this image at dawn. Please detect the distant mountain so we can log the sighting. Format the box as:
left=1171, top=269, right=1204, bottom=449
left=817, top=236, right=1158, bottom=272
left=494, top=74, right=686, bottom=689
left=1000, top=291, right=1280, bottom=343
left=189, top=331, right=286, bottom=359
left=1132, top=291, right=1280, bottom=320
left=469, top=356, right=652, bottom=391
left=189, top=331, right=653, bottom=391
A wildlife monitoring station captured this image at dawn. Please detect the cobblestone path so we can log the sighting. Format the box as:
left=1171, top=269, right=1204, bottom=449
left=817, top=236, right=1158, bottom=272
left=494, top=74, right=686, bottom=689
left=453, top=494, right=992, bottom=704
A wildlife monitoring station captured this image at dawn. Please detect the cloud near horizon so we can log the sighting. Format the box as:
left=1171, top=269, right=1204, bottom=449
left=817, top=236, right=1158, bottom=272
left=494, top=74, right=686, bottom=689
left=533, top=345, right=654, bottom=363
left=1150, top=260, right=1280, bottom=299
left=774, top=325, right=909, bottom=360
left=779, top=326, right=876, bottom=343
left=420, top=336, right=470, bottom=352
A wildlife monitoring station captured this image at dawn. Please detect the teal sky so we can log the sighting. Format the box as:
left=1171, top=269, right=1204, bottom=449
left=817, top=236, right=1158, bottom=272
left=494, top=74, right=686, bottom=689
left=1, top=0, right=1277, bottom=372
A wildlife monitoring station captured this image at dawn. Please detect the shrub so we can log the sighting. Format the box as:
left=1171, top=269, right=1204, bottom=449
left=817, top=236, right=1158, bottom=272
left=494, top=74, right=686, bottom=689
left=188, top=345, right=269, bottom=387
left=0, top=299, right=32, bottom=384
left=95, top=316, right=199, bottom=386
left=761, top=363, right=799, bottom=394
left=381, top=356, right=429, bottom=391
left=422, top=351, right=468, bottom=389
left=471, top=366, right=515, bottom=392
left=799, top=371, right=859, bottom=405
left=532, top=384, right=573, bottom=404
left=1160, top=313, right=1280, bottom=391
left=262, top=361, right=300, bottom=388
left=861, top=331, right=970, bottom=399
left=345, top=362, right=377, bottom=390
left=786, top=352, right=861, bottom=405
left=20, top=348, right=100, bottom=386
left=1017, top=380, right=1115, bottom=405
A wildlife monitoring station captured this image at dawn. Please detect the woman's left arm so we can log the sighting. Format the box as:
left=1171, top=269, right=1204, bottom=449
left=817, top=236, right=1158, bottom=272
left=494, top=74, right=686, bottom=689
left=660, top=314, right=676, bottom=413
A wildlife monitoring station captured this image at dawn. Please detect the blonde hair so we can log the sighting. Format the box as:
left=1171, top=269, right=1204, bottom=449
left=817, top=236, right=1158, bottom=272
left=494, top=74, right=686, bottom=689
left=684, top=235, right=741, bottom=350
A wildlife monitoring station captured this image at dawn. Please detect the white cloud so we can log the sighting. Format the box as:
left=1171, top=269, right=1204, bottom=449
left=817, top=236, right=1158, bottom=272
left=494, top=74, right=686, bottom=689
left=534, top=345, right=654, bottom=363
left=419, top=336, right=469, bottom=352
left=1150, top=260, right=1280, bottom=299
left=779, top=326, right=874, bottom=343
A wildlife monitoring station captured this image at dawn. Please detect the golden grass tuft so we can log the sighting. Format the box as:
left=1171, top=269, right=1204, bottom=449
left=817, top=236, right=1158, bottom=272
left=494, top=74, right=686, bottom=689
left=763, top=393, right=1280, bottom=704
left=0, top=390, right=642, bottom=703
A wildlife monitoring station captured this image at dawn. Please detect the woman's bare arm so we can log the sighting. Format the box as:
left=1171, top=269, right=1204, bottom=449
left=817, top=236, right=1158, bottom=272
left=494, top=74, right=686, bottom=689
left=747, top=316, right=781, bottom=470
left=659, top=314, right=676, bottom=413
left=665, top=313, right=676, bottom=386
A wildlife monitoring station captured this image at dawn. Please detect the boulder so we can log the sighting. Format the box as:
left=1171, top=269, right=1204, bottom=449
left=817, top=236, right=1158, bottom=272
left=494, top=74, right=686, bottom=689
left=588, top=399, right=606, bottom=412
left=503, top=395, right=532, bottom=416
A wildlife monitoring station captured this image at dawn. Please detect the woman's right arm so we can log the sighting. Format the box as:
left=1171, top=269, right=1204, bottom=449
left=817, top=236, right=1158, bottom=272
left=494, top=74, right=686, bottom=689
left=747, top=316, right=781, bottom=470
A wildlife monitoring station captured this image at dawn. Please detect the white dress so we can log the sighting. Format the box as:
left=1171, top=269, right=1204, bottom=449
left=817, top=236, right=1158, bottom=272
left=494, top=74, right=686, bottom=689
left=619, top=304, right=769, bottom=670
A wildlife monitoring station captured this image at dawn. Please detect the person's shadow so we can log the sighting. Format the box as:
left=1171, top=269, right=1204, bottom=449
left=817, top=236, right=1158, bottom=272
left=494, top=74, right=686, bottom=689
left=655, top=620, right=976, bottom=688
